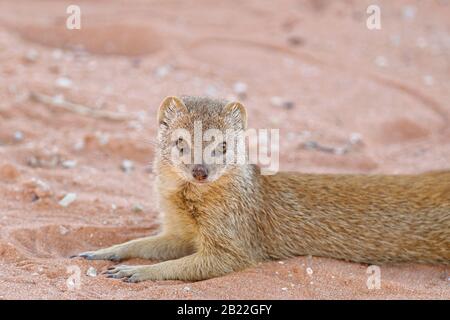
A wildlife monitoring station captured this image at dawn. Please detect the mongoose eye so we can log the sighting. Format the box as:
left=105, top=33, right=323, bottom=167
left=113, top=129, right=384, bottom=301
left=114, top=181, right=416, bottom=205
left=221, top=142, right=227, bottom=154
left=212, top=142, right=227, bottom=156
left=175, top=137, right=185, bottom=154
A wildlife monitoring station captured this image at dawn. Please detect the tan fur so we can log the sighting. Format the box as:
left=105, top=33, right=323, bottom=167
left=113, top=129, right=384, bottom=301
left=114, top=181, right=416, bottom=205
left=78, top=96, right=450, bottom=282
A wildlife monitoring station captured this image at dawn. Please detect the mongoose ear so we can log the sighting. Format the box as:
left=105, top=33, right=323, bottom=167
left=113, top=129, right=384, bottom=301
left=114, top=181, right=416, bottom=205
left=157, top=96, right=188, bottom=127
left=222, top=101, right=247, bottom=130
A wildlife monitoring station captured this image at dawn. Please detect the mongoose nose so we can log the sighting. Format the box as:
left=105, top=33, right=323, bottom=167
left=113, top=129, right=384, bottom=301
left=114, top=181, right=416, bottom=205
left=192, top=165, right=208, bottom=181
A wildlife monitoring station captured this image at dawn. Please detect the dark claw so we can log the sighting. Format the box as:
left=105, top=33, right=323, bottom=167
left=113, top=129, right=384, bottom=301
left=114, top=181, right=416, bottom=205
left=109, top=255, right=121, bottom=262
left=69, top=255, right=78, bottom=259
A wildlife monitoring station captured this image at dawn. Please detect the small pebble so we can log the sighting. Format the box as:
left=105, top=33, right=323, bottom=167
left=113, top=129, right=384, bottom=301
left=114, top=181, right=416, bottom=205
left=402, top=5, right=417, bottom=20
left=281, top=287, right=288, bottom=291
left=73, top=140, right=85, bottom=151
left=96, top=132, right=109, bottom=146
left=55, top=77, right=73, bottom=89
left=278, top=261, right=285, bottom=265
left=132, top=204, right=144, bottom=213
left=375, top=56, right=388, bottom=67
left=59, top=225, right=69, bottom=235
left=333, top=147, right=347, bottom=155
left=155, top=65, right=172, bottom=78
left=306, top=267, right=313, bottom=275
left=233, top=82, right=247, bottom=100
left=13, top=131, right=24, bottom=142
left=86, top=267, right=97, bottom=277
left=349, top=132, right=363, bottom=145
left=423, top=75, right=434, bottom=86
left=270, top=96, right=294, bottom=109
left=183, top=286, right=191, bottom=292
left=59, top=193, right=77, bottom=207
left=24, top=49, right=39, bottom=63
left=52, top=94, right=65, bottom=105
left=62, top=160, right=77, bottom=169
left=51, top=49, right=63, bottom=60
left=121, top=160, right=134, bottom=173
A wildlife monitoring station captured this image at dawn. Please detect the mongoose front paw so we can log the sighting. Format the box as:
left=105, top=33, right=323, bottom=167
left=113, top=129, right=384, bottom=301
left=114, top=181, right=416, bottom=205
left=104, top=265, right=158, bottom=283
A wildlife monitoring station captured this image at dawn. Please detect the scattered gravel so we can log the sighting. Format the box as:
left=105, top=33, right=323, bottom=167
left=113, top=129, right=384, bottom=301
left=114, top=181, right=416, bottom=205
left=62, top=160, right=77, bottom=169
left=154, top=64, right=172, bottom=78
left=270, top=96, right=295, bottom=110
left=24, top=49, right=39, bottom=63
left=13, top=131, right=24, bottom=142
left=121, top=159, right=134, bottom=173
left=59, top=225, right=69, bottom=235
left=55, top=77, right=73, bottom=89
left=59, top=193, right=77, bottom=207
left=233, top=82, right=247, bottom=100
left=132, top=203, right=144, bottom=212
left=86, top=267, right=97, bottom=277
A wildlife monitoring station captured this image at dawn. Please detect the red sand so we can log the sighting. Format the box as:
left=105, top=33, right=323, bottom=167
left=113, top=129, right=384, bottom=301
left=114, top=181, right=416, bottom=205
left=0, top=0, right=449, bottom=299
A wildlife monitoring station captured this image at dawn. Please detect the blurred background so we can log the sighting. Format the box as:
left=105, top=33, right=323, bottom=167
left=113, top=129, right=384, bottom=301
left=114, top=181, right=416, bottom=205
left=0, top=0, right=449, bottom=299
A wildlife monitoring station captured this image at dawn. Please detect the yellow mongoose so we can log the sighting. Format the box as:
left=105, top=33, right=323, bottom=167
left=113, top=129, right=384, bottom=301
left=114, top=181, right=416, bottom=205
left=77, top=96, right=450, bottom=282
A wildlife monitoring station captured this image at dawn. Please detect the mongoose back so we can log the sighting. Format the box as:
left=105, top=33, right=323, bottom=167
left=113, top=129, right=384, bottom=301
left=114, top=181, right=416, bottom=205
left=77, top=96, right=450, bottom=282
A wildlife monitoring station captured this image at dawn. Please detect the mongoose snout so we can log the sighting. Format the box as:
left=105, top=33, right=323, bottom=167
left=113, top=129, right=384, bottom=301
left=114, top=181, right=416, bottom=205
left=192, top=164, right=209, bottom=181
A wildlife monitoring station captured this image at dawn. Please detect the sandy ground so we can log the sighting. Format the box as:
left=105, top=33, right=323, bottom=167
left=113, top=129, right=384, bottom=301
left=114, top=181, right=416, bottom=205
left=0, top=0, right=449, bottom=299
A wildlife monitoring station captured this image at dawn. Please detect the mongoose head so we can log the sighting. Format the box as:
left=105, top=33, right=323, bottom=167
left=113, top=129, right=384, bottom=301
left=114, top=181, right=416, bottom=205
left=157, top=95, right=247, bottom=185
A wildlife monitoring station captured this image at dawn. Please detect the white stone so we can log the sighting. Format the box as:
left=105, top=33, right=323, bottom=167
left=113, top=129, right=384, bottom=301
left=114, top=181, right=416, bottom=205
left=132, top=204, right=144, bottom=212
left=423, top=75, right=434, bottom=86
left=121, top=159, right=134, bottom=173
left=233, top=82, right=247, bottom=99
left=349, top=132, right=363, bottom=144
left=14, top=131, right=24, bottom=142
left=62, top=160, right=77, bottom=169
left=59, top=193, right=77, bottom=207
left=86, top=267, right=97, bottom=277
left=375, top=56, right=388, bottom=67
left=55, top=77, right=73, bottom=89
left=59, top=225, right=69, bottom=235
left=402, top=6, right=417, bottom=20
